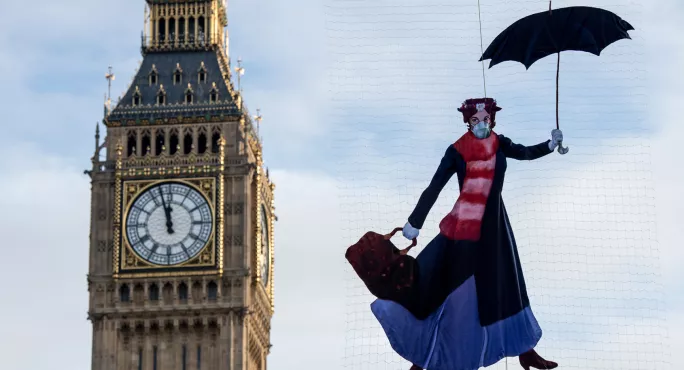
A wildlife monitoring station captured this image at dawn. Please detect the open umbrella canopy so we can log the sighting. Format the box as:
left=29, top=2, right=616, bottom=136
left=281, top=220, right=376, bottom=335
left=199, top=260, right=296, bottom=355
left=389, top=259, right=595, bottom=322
left=479, top=6, right=634, bottom=69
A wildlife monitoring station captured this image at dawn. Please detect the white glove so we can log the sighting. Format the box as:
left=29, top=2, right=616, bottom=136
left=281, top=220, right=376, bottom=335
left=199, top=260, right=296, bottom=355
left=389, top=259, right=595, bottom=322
left=402, top=221, right=419, bottom=240
left=548, top=129, right=563, bottom=150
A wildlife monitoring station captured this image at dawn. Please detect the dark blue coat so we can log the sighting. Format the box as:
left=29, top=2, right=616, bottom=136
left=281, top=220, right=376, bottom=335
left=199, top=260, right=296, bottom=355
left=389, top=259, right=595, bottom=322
left=405, top=134, right=553, bottom=326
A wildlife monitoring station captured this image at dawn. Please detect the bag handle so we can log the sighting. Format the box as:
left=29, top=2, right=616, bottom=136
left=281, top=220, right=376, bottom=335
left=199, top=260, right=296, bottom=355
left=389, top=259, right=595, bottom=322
left=384, top=227, right=417, bottom=256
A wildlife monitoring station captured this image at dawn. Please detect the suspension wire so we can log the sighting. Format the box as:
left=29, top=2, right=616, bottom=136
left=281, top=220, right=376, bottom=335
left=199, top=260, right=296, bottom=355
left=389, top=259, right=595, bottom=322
left=476, top=0, right=487, bottom=97
left=477, top=2, right=501, bottom=363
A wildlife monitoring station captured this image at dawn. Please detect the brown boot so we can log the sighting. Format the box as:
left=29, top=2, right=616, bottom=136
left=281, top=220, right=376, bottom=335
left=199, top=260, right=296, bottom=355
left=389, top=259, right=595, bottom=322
left=519, top=349, right=558, bottom=370
left=409, top=364, right=423, bottom=370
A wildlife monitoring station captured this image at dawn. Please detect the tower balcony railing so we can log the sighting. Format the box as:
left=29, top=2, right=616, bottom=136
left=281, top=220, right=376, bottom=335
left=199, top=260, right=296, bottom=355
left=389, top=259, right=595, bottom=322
left=141, top=32, right=220, bottom=53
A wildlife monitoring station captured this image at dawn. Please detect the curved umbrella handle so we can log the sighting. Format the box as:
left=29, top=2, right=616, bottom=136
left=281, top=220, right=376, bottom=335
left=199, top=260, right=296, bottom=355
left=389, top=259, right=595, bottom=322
left=557, top=141, right=569, bottom=155
left=384, top=227, right=418, bottom=255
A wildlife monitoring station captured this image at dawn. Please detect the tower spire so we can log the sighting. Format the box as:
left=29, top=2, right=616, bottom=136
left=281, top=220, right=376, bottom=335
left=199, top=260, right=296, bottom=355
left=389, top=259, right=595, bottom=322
left=95, top=121, right=100, bottom=153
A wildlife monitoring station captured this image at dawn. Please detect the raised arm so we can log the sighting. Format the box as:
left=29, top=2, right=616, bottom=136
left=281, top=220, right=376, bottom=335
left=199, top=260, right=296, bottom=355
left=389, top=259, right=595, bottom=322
left=407, top=145, right=462, bottom=229
left=498, top=134, right=553, bottom=161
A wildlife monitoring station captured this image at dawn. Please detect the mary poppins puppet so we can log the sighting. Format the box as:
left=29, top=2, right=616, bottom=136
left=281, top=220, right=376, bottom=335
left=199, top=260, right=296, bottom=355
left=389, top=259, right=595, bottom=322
left=367, top=4, right=634, bottom=370
left=370, top=98, right=563, bottom=370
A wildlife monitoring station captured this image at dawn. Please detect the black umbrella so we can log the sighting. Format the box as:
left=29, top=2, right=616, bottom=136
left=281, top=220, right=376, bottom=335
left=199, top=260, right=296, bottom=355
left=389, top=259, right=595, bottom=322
left=479, top=2, right=634, bottom=154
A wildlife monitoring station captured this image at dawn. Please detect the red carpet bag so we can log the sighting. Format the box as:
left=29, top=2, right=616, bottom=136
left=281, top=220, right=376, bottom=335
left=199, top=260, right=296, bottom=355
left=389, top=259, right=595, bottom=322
left=345, top=227, right=419, bottom=305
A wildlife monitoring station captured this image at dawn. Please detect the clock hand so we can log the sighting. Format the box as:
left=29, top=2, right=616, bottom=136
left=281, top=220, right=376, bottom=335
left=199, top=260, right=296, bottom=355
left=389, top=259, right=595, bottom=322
left=160, top=185, right=174, bottom=234
left=166, top=184, right=175, bottom=233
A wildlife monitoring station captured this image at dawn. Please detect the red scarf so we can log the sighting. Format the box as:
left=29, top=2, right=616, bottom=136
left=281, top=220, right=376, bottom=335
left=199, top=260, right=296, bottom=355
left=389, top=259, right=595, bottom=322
left=439, top=131, right=499, bottom=241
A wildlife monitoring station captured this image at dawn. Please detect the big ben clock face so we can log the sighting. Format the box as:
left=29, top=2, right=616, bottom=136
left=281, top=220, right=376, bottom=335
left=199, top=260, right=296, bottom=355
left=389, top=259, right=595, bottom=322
left=260, top=204, right=270, bottom=286
left=125, top=182, right=213, bottom=266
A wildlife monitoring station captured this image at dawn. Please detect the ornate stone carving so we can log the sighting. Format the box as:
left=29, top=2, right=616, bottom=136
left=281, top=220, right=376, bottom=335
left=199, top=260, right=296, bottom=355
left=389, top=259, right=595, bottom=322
left=90, top=2, right=274, bottom=368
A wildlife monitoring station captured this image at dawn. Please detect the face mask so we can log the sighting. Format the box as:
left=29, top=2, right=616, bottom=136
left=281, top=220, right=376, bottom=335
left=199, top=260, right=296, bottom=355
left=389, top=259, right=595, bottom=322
left=471, top=121, right=491, bottom=139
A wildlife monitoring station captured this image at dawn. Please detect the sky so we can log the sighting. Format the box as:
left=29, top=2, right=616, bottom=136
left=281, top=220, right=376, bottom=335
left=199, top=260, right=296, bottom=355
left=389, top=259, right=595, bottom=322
left=0, top=0, right=682, bottom=369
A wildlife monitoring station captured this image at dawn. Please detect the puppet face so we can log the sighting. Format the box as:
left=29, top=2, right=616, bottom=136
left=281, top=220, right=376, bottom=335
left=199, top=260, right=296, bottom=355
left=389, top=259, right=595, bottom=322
left=468, top=110, right=492, bottom=139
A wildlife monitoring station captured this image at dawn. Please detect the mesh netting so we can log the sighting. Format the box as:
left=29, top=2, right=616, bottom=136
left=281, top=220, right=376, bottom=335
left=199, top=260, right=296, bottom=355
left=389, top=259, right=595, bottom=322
left=328, top=0, right=669, bottom=369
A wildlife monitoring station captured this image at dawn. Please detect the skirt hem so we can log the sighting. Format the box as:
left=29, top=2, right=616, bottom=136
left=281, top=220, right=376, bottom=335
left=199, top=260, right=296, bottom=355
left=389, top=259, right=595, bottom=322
left=372, top=276, right=543, bottom=370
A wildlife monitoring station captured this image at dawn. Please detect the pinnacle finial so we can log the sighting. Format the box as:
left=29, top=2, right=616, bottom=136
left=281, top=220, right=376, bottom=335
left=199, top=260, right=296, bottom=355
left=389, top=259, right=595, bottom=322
left=234, top=57, right=245, bottom=93
left=92, top=122, right=102, bottom=162
left=95, top=122, right=100, bottom=150
left=254, top=108, right=263, bottom=141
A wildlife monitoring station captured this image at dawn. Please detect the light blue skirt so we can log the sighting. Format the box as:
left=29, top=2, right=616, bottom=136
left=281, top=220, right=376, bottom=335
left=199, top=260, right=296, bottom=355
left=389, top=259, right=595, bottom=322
left=371, top=276, right=543, bottom=370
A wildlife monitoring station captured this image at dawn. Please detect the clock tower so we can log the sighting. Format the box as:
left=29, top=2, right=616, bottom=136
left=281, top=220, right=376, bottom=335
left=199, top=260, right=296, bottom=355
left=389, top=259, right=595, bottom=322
left=86, top=1, right=275, bottom=369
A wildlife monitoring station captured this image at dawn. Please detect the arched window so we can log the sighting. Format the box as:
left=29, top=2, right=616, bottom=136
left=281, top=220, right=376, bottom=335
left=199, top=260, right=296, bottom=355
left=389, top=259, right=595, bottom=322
left=162, top=283, right=173, bottom=304
left=141, top=133, right=151, bottom=156
left=168, top=18, right=176, bottom=43
left=155, top=131, right=165, bottom=155
left=192, top=281, right=203, bottom=303
left=174, top=64, right=183, bottom=85
left=119, top=284, right=130, bottom=302
left=189, top=17, right=196, bottom=42
left=132, top=86, right=142, bottom=106
left=198, top=62, right=208, bottom=84
left=198, top=16, right=205, bottom=43
left=158, top=18, right=166, bottom=43
left=127, top=132, right=137, bottom=157
left=207, top=281, right=218, bottom=301
left=170, top=132, right=180, bottom=155
left=178, top=282, right=188, bottom=302
left=184, top=83, right=194, bottom=104
left=149, top=65, right=158, bottom=85
left=197, top=133, right=207, bottom=154
left=209, top=82, right=219, bottom=103
left=149, top=283, right=159, bottom=301
left=179, top=17, right=186, bottom=43
left=183, top=133, right=193, bottom=154
left=211, top=132, right=220, bottom=153
left=133, top=284, right=144, bottom=306
left=156, top=84, right=166, bottom=105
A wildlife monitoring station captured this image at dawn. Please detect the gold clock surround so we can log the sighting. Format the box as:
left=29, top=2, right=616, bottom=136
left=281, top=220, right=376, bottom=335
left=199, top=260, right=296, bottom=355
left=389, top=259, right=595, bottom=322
left=113, top=177, right=224, bottom=278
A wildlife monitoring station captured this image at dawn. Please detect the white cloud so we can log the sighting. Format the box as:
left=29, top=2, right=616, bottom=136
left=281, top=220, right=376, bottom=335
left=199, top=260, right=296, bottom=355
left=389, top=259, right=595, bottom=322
left=0, top=0, right=682, bottom=369
left=644, top=0, right=684, bottom=366
left=267, top=170, right=346, bottom=370
left=0, top=145, right=91, bottom=370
